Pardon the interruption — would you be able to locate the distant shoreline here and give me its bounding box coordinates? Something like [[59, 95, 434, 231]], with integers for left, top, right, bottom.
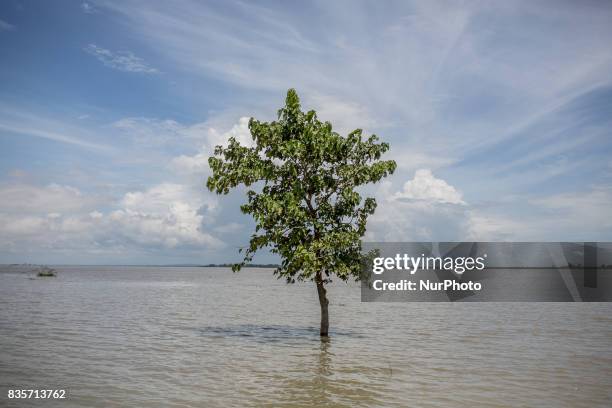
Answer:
[[1, 263, 280, 268], [2, 264, 611, 270]]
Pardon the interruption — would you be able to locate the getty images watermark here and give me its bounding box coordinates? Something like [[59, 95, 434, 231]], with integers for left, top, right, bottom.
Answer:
[[361, 242, 612, 302]]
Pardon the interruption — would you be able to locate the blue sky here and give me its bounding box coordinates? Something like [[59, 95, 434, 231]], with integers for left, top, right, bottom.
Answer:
[[1, 0, 611, 264]]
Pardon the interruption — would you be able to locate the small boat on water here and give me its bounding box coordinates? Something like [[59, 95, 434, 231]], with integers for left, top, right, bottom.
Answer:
[[36, 266, 57, 277]]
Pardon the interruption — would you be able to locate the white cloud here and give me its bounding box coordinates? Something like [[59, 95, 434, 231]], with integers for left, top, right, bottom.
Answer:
[[0, 107, 112, 152], [393, 169, 465, 205], [99, 1, 612, 168], [529, 187, 612, 234], [363, 172, 543, 242], [3, 1, 612, 261], [205, 116, 253, 148], [0, 183, 104, 253], [171, 151, 210, 175], [0, 181, 224, 256], [84, 44, 159, 74], [81, 2, 97, 14], [0, 19, 14, 31], [121, 182, 214, 214], [465, 212, 528, 241], [213, 222, 244, 234], [0, 183, 99, 214], [531, 187, 612, 213], [465, 186, 612, 241], [89, 211, 103, 219], [388, 151, 455, 173], [110, 183, 221, 249], [111, 115, 252, 152], [171, 117, 253, 175], [365, 172, 469, 241], [112, 117, 187, 146], [304, 93, 378, 135]]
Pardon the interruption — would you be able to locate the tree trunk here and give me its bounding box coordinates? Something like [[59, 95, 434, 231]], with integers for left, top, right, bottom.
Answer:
[[316, 278, 329, 337]]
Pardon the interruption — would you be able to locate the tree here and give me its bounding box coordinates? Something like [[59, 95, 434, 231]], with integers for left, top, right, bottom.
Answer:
[[207, 89, 396, 336]]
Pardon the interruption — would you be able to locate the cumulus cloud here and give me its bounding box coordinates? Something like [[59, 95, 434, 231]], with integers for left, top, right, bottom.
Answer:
[[367, 171, 612, 242], [0, 117, 258, 260], [0, 182, 224, 258], [363, 171, 541, 242], [393, 169, 466, 205], [0, 183, 100, 214], [171, 151, 211, 175], [205, 116, 253, 148], [365, 171, 469, 241], [0, 183, 104, 253], [84, 44, 159, 73], [109, 183, 221, 249], [20, 1, 605, 253], [171, 117, 253, 175]]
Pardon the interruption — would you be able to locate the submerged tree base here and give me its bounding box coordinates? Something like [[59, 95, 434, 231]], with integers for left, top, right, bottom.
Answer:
[[317, 279, 329, 337]]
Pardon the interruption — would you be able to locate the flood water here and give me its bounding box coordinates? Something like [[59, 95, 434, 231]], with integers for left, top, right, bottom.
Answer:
[[1, 266, 611, 407]]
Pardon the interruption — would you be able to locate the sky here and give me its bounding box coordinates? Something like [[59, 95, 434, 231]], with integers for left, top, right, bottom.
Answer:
[[0, 0, 611, 265]]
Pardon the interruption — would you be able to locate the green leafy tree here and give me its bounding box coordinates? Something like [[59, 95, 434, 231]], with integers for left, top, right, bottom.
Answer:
[[207, 89, 396, 336]]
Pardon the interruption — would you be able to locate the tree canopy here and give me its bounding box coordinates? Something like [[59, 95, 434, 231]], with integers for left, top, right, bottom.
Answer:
[[207, 89, 396, 285]]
